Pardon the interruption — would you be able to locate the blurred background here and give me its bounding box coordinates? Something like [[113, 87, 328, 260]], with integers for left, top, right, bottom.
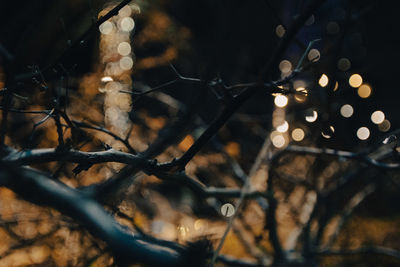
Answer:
[[1, 0, 400, 266]]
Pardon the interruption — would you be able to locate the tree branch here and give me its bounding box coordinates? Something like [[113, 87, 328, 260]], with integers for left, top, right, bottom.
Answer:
[[0, 165, 189, 266]]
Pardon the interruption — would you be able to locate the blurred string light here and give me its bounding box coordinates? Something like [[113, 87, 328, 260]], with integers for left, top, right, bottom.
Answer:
[[271, 131, 287, 148], [371, 110, 385, 124], [321, 125, 335, 139], [349, 74, 363, 88], [271, 101, 288, 148], [333, 81, 339, 91], [357, 127, 370, 140], [120, 56, 134, 70], [340, 104, 353, 118], [294, 87, 308, 103], [98, 3, 139, 142], [291, 128, 305, 141], [319, 74, 329, 87], [101, 76, 113, 82], [305, 110, 318, 122], [275, 24, 285, 38], [120, 17, 135, 31], [279, 60, 292, 74], [276, 121, 289, 133], [274, 95, 288, 108], [358, 84, 372, 98], [294, 80, 308, 102], [99, 21, 114, 34], [117, 42, 131, 56], [308, 49, 320, 62], [220, 203, 235, 217]]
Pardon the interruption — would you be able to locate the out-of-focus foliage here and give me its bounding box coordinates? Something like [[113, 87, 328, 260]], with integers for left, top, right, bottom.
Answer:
[[1, 0, 400, 266]]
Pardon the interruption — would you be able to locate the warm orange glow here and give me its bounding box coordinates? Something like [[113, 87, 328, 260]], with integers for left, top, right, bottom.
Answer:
[[349, 74, 363, 88], [358, 84, 372, 98], [225, 142, 240, 157], [178, 135, 194, 151]]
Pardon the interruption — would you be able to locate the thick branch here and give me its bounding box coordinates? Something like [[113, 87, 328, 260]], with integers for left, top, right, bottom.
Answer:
[[0, 165, 187, 266]]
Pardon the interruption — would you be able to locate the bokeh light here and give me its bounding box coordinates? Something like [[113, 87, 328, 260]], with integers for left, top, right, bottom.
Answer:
[[220, 203, 235, 217], [272, 134, 286, 148], [340, 104, 353, 118], [292, 128, 305, 141], [333, 81, 339, 91], [99, 21, 113, 35], [117, 42, 131, 56], [277, 121, 289, 133], [319, 74, 329, 87], [279, 60, 292, 73], [101, 76, 113, 82], [294, 87, 308, 103], [120, 56, 134, 70], [308, 49, 320, 62], [118, 5, 132, 17], [305, 110, 318, 122], [357, 127, 370, 140], [358, 84, 371, 98], [275, 25, 285, 38], [371, 110, 385, 124], [274, 95, 288, 108], [349, 74, 363, 88], [120, 17, 135, 31], [321, 126, 335, 139]]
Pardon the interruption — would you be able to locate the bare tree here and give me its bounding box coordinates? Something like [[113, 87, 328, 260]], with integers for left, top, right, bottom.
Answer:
[[1, 0, 399, 266]]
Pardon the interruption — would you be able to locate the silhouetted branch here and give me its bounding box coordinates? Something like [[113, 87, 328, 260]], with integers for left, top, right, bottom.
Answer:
[[72, 120, 136, 153], [0, 165, 188, 266]]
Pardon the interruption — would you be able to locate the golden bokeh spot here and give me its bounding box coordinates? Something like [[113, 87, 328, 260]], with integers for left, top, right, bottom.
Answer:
[[349, 74, 363, 88], [358, 84, 372, 98], [333, 81, 339, 91], [292, 128, 305, 141]]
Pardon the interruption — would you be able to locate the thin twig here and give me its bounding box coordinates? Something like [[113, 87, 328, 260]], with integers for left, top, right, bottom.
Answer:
[[72, 120, 136, 153]]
